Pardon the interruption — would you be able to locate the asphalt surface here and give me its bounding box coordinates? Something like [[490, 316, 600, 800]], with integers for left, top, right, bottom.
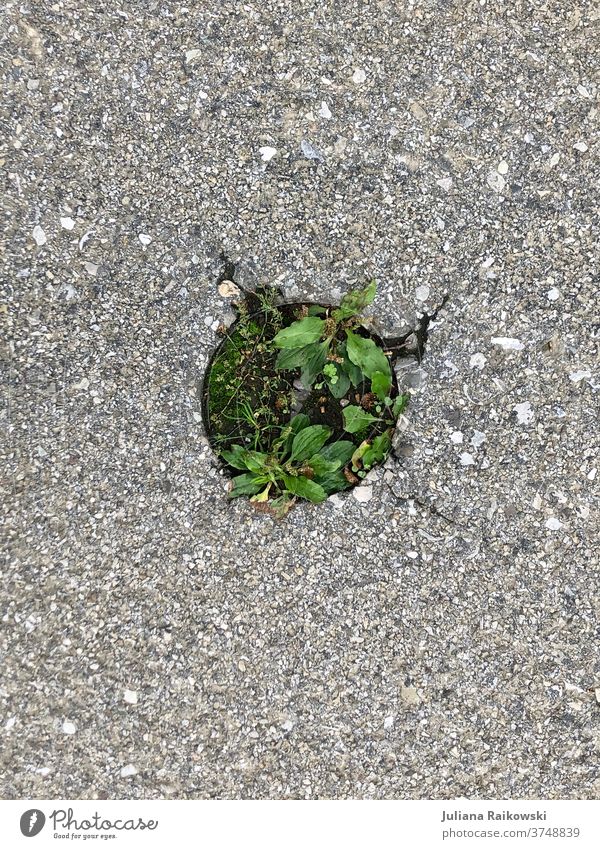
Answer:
[[1, 2, 599, 799]]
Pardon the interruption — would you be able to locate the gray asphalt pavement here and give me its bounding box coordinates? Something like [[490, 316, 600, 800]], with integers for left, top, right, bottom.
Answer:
[[1, 2, 598, 798]]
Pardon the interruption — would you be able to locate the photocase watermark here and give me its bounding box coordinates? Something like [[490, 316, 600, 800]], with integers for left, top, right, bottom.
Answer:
[[18, 808, 158, 839], [20, 810, 46, 837]]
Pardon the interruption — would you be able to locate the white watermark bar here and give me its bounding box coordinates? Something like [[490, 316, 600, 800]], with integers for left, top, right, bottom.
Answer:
[[0, 799, 597, 848]]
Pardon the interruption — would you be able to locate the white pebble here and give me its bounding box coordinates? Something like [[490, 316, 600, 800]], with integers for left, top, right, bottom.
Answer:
[[486, 171, 505, 192], [415, 284, 430, 301], [60, 216, 75, 230], [569, 370, 591, 383], [32, 225, 46, 246], [469, 352, 486, 370], [281, 720, 294, 732], [497, 160, 509, 174], [5, 716, 16, 731], [576, 84, 590, 98], [491, 337, 524, 351], [513, 401, 534, 425], [138, 233, 152, 246], [318, 101, 332, 119], [549, 152, 560, 168], [471, 430, 486, 448], [383, 715, 394, 730], [544, 517, 562, 531], [185, 49, 201, 64], [62, 720, 77, 735], [450, 431, 463, 444], [352, 485, 372, 503], [573, 141, 588, 153], [259, 146, 277, 162], [436, 177, 452, 191], [460, 452, 475, 466], [352, 68, 366, 84], [123, 689, 138, 705], [547, 287, 560, 301], [120, 764, 138, 778]]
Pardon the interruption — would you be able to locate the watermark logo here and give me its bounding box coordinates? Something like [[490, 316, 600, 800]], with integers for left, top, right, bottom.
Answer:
[[20, 810, 46, 837]]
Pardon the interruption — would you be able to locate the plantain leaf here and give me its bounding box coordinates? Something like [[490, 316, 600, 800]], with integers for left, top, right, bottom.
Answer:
[[220, 445, 251, 471], [306, 454, 341, 476], [281, 413, 311, 457], [319, 440, 355, 466], [317, 471, 352, 494], [290, 425, 332, 462], [371, 370, 392, 401], [339, 343, 363, 387], [342, 405, 379, 434], [282, 474, 328, 503], [229, 473, 269, 498], [275, 345, 316, 371], [300, 341, 328, 387], [273, 317, 325, 348], [345, 330, 391, 381], [290, 413, 310, 433]]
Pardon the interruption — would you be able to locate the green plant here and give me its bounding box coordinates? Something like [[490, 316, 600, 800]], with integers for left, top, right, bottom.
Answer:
[[220, 415, 355, 517], [342, 392, 409, 435], [272, 281, 393, 401]]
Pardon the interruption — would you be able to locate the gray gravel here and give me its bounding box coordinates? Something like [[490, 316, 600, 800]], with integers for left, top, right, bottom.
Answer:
[[1, 2, 599, 799]]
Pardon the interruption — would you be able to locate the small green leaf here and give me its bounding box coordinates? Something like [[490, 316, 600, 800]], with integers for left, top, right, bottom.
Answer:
[[337, 342, 363, 387], [241, 451, 269, 474], [361, 431, 391, 469], [281, 413, 311, 457], [221, 446, 267, 473], [300, 341, 329, 388], [392, 393, 410, 417], [282, 474, 328, 503], [317, 471, 351, 494], [319, 440, 355, 466], [290, 425, 332, 461], [351, 440, 371, 469], [307, 305, 327, 316], [220, 445, 251, 471], [332, 281, 377, 321], [326, 363, 351, 399], [290, 414, 310, 433], [346, 330, 391, 381], [229, 473, 269, 498], [342, 405, 380, 434], [250, 483, 272, 503], [275, 345, 316, 371], [307, 454, 341, 476], [371, 370, 392, 401], [273, 317, 325, 348]]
